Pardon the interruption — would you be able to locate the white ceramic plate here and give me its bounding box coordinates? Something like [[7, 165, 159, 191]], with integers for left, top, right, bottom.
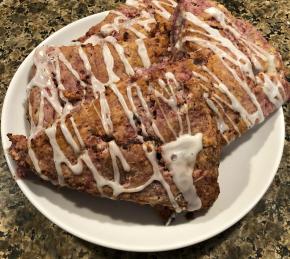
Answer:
[[1, 12, 285, 252]]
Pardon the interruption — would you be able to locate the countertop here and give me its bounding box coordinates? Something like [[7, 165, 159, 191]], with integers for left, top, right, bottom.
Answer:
[[0, 0, 289, 258]]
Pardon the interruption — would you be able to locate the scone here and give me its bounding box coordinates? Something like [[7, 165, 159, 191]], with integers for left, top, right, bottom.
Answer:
[[9, 61, 221, 214]]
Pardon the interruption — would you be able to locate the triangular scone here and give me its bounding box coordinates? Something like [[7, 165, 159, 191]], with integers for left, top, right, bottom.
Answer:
[[9, 61, 221, 213], [28, 35, 170, 130], [172, 0, 290, 144]]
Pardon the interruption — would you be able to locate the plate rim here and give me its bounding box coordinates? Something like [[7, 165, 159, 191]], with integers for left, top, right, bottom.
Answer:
[[1, 11, 286, 252]]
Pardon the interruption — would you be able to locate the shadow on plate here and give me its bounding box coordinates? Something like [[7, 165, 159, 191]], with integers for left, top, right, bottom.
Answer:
[[25, 176, 163, 226]]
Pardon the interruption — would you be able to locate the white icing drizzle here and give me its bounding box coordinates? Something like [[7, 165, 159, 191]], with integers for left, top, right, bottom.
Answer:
[[28, 137, 47, 180], [81, 36, 156, 83], [27, 47, 63, 132], [148, 72, 192, 140], [136, 39, 151, 68], [81, 39, 136, 86], [56, 49, 87, 109], [164, 0, 177, 7], [109, 140, 130, 183], [192, 71, 209, 82], [127, 83, 149, 136], [98, 89, 114, 135], [28, 97, 36, 132], [258, 74, 283, 107], [203, 93, 229, 134], [162, 134, 203, 211], [41, 114, 188, 211], [45, 124, 82, 185], [127, 83, 165, 141], [153, 73, 192, 137], [84, 35, 102, 45], [58, 50, 87, 89], [110, 83, 137, 131], [204, 7, 286, 106], [43, 87, 63, 115], [152, 0, 177, 20], [212, 95, 241, 136], [105, 36, 135, 76], [154, 96, 178, 138], [79, 36, 135, 80], [202, 65, 253, 128], [77, 46, 114, 135], [60, 117, 80, 154], [137, 10, 157, 31], [201, 7, 285, 107], [184, 44, 264, 124], [142, 143, 181, 212], [25, 3, 286, 214], [243, 40, 277, 74], [80, 149, 131, 197], [126, 0, 143, 8], [192, 71, 241, 138], [103, 43, 121, 84], [183, 12, 255, 79], [205, 7, 279, 75], [126, 25, 147, 39], [101, 11, 126, 35], [37, 92, 45, 129], [100, 9, 155, 40], [165, 213, 176, 226], [164, 72, 184, 135], [150, 79, 179, 138], [70, 117, 85, 148]]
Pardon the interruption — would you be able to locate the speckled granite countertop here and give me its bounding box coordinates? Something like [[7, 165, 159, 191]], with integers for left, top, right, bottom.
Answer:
[[0, 0, 289, 258]]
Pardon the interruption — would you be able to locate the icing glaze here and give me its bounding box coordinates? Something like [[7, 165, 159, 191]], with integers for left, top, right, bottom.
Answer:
[[109, 140, 131, 183], [162, 134, 203, 211], [152, 0, 177, 20], [204, 93, 229, 135], [136, 39, 151, 68]]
